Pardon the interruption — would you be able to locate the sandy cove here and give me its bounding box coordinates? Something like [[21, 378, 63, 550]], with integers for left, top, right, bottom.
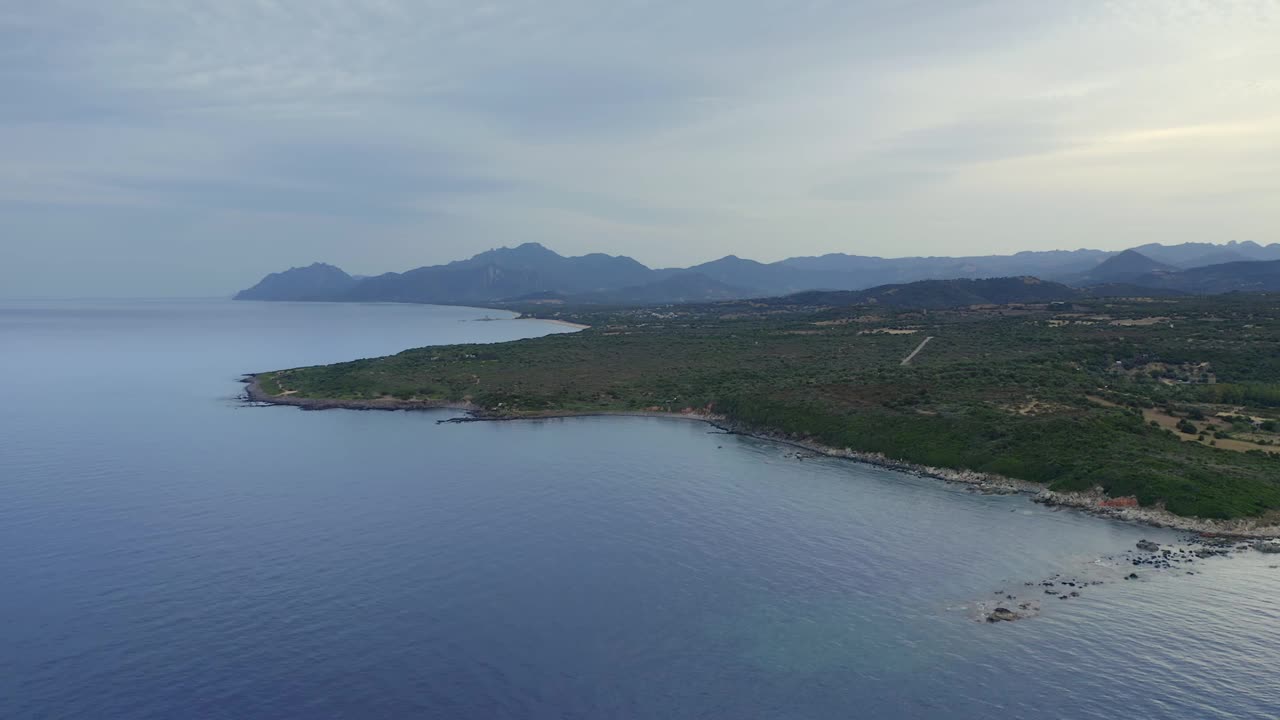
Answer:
[[242, 376, 1280, 539]]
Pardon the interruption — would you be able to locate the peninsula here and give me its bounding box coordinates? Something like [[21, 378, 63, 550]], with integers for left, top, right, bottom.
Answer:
[[248, 288, 1280, 527]]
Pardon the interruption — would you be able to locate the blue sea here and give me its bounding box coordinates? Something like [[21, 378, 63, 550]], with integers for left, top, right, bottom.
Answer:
[[3, 299, 1278, 719]]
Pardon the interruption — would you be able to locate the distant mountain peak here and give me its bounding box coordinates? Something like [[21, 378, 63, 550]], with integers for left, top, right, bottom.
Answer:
[[234, 262, 355, 301], [701, 254, 764, 267], [509, 242, 558, 255], [1089, 249, 1176, 279], [476, 242, 562, 259]]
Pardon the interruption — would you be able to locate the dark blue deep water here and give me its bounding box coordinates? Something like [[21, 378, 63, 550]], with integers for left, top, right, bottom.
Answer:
[[3, 299, 1279, 719]]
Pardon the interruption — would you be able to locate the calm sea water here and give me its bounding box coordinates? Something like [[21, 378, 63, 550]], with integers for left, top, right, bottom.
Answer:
[[3, 299, 1278, 719]]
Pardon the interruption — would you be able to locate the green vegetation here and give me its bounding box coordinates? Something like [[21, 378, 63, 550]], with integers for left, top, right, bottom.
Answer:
[[1201, 383, 1280, 408], [256, 372, 283, 396], [256, 293, 1280, 520]]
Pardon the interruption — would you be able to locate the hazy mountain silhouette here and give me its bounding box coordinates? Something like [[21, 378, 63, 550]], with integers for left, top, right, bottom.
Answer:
[[1122, 260, 1280, 294], [234, 263, 356, 301], [1130, 240, 1280, 267], [1180, 250, 1254, 269], [236, 242, 1280, 306], [781, 249, 1109, 287], [564, 273, 755, 305], [769, 277, 1080, 309]]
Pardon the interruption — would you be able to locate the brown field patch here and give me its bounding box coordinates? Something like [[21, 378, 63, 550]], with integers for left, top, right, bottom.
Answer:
[[1087, 396, 1278, 455], [1109, 317, 1171, 327], [858, 328, 920, 335]]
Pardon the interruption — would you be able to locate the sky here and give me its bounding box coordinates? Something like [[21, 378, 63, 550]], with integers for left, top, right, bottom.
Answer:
[[2, 1, 1279, 297]]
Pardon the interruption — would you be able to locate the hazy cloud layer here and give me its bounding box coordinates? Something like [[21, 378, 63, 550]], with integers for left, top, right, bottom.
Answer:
[[2, 1, 1278, 295]]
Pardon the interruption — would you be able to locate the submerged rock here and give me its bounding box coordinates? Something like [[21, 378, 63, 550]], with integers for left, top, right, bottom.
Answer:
[[1136, 540, 1160, 552], [1256, 541, 1280, 554], [987, 607, 1019, 623]]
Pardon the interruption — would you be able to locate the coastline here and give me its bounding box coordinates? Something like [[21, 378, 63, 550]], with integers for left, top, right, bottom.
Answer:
[[242, 375, 480, 412], [721, 421, 1280, 539], [517, 317, 591, 329], [241, 376, 1280, 539]]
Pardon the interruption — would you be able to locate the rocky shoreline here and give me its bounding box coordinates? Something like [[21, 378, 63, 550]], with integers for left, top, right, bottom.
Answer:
[[241, 376, 1280, 539], [722, 421, 1280, 539]]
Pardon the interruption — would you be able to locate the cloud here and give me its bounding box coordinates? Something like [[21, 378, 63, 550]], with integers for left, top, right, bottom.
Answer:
[[815, 118, 1075, 200], [2, 0, 1279, 296], [438, 60, 722, 138]]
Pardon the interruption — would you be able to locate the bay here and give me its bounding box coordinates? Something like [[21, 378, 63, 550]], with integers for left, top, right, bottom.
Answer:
[[2, 299, 1277, 719]]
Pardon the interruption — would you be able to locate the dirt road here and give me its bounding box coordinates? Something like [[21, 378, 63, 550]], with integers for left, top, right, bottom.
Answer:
[[901, 336, 934, 366]]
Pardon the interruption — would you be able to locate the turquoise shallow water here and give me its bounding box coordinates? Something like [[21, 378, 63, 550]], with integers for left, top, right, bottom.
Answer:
[[2, 299, 1278, 719]]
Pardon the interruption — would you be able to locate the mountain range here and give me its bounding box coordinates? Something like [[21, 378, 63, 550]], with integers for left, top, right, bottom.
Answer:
[[235, 241, 1280, 307], [764, 277, 1082, 309]]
